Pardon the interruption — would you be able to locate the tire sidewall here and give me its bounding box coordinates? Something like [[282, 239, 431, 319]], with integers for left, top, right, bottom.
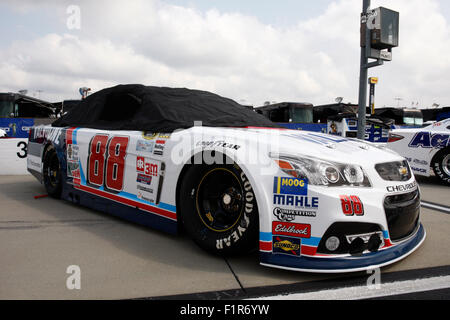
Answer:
[[43, 145, 63, 198], [432, 149, 450, 185], [180, 163, 259, 255]]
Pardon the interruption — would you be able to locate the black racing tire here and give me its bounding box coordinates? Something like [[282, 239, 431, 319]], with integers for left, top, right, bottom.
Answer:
[[432, 148, 450, 185], [179, 161, 259, 256], [43, 145, 63, 198]]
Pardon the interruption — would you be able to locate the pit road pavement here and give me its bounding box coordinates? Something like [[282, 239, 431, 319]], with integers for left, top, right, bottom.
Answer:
[[0, 175, 449, 299]]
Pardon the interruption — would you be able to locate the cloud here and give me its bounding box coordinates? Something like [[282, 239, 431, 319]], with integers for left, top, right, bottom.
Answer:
[[0, 0, 449, 108]]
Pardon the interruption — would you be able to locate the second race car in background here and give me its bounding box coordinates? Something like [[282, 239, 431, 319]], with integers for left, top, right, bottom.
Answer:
[[387, 118, 450, 185]]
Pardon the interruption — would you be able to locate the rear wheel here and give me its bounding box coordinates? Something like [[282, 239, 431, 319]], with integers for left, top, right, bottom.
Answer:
[[179, 162, 259, 255], [43, 145, 63, 198], [432, 149, 450, 185]]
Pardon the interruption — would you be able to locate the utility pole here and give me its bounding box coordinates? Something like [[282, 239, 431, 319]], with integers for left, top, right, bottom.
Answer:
[[357, 0, 371, 140], [357, 1, 399, 139]]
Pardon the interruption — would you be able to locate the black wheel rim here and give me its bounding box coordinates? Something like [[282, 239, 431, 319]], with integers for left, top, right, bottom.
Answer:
[[443, 154, 450, 177], [195, 168, 244, 232], [45, 152, 60, 188]]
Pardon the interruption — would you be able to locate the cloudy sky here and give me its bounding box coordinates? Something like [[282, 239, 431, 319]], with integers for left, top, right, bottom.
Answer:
[[1, 0, 449, 109]]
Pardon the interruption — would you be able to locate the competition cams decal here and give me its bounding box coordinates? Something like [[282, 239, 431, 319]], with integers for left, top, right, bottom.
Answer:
[[273, 207, 316, 221]]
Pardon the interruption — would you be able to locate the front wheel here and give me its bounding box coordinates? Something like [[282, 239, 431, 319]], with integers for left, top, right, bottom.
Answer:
[[432, 149, 450, 185], [179, 162, 259, 256]]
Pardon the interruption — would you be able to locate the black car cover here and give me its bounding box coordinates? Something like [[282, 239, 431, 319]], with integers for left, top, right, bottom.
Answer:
[[52, 84, 279, 132]]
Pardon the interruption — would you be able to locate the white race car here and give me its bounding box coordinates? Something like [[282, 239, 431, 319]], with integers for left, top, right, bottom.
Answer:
[[0, 129, 7, 138], [387, 118, 450, 185], [26, 85, 425, 273]]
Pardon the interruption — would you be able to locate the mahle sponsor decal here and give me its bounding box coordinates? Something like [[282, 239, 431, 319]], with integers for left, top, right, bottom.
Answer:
[[273, 177, 308, 196], [272, 221, 311, 238], [273, 194, 319, 209]]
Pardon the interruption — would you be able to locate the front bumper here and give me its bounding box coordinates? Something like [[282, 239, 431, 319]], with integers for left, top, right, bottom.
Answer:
[[259, 223, 425, 273]]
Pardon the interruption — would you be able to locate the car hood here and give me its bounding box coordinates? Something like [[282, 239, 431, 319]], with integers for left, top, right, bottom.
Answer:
[[225, 127, 403, 166]]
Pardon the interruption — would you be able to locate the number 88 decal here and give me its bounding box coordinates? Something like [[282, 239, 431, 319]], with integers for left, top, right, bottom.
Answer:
[[339, 195, 364, 216], [87, 134, 129, 192]]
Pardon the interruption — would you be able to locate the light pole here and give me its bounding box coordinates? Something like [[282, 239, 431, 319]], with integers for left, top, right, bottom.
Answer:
[[357, 2, 399, 139], [357, 0, 371, 140]]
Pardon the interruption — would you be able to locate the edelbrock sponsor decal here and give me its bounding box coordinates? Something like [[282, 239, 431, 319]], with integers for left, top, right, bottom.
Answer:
[[272, 221, 311, 238]]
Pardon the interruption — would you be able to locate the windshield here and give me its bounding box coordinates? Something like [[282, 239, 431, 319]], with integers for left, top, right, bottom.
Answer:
[[403, 111, 423, 126], [290, 106, 313, 123], [0, 99, 13, 118]]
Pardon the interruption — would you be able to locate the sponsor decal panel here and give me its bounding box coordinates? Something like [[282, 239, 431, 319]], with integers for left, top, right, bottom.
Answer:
[[273, 194, 319, 209], [67, 161, 80, 179], [408, 132, 449, 149], [273, 177, 308, 196], [67, 144, 79, 161], [339, 195, 364, 216], [142, 132, 171, 140], [27, 154, 42, 172], [272, 221, 311, 238], [153, 141, 165, 156], [135, 156, 161, 203], [136, 139, 154, 153], [197, 140, 241, 150], [386, 181, 417, 193], [273, 207, 316, 221], [136, 156, 158, 176], [411, 167, 427, 174], [272, 235, 301, 257], [272, 177, 318, 214], [67, 143, 80, 179], [136, 173, 152, 185]]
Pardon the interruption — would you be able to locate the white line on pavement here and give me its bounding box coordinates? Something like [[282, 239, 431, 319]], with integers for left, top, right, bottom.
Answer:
[[251, 275, 450, 300]]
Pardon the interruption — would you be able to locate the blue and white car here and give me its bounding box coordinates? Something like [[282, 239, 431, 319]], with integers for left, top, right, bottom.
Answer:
[[387, 118, 450, 185]]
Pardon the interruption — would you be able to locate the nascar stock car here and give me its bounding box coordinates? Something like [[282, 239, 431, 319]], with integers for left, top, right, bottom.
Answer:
[[26, 85, 425, 273], [387, 118, 450, 185]]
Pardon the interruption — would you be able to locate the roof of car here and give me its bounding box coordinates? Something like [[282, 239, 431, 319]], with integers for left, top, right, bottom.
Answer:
[[52, 84, 278, 132]]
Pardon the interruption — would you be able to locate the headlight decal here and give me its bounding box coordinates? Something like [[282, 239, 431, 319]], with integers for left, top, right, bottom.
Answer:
[[272, 154, 371, 188]]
